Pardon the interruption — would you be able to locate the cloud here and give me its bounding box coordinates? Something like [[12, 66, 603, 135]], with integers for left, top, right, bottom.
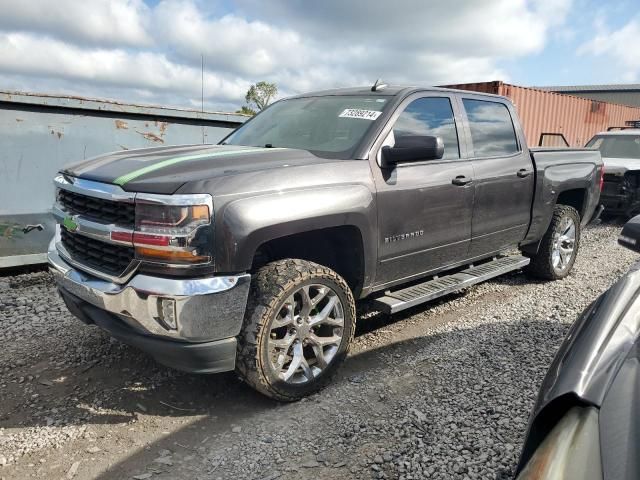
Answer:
[[235, 0, 571, 57], [153, 1, 306, 77], [0, 0, 152, 47], [579, 15, 640, 82], [150, 0, 565, 90], [151, 0, 570, 90], [0, 0, 573, 111], [0, 32, 248, 104]]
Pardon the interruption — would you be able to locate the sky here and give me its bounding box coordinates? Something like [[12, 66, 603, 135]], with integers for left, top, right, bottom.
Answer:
[[0, 0, 638, 113]]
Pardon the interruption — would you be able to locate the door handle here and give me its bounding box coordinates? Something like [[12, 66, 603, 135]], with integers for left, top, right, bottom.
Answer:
[[517, 168, 532, 178], [452, 175, 472, 186]]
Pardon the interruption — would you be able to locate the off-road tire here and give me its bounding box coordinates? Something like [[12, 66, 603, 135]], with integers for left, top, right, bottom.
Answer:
[[236, 259, 356, 401], [526, 205, 581, 280]]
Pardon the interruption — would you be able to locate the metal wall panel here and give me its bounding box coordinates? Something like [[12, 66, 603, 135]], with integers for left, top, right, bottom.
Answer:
[[0, 91, 247, 266], [549, 91, 640, 108], [442, 81, 640, 147]]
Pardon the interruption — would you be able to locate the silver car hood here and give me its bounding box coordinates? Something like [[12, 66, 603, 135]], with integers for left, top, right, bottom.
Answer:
[[603, 156, 640, 172]]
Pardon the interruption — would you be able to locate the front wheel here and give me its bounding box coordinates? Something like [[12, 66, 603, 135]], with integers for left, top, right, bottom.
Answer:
[[236, 259, 356, 401], [526, 205, 581, 280]]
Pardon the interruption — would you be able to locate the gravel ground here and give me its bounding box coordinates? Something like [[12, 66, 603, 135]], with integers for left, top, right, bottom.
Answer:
[[0, 223, 634, 480]]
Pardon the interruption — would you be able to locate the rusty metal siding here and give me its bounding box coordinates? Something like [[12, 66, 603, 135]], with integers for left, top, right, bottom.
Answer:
[[444, 81, 502, 95], [0, 91, 247, 267], [442, 82, 640, 147]]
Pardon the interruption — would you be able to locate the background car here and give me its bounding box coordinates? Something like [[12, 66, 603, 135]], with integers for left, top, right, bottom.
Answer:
[[587, 129, 640, 217], [516, 215, 640, 479]]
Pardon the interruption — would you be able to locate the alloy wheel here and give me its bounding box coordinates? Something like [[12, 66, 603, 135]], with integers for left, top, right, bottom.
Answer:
[[267, 284, 345, 384], [551, 216, 576, 271]]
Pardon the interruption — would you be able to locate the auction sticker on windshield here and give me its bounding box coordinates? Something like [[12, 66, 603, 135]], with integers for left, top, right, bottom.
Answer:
[[339, 109, 382, 120]]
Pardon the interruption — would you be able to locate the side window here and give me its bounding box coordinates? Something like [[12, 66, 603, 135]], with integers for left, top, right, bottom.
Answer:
[[463, 99, 519, 157], [392, 97, 460, 159]]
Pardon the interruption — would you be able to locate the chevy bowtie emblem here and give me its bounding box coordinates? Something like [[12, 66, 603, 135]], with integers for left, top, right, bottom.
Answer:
[[63, 215, 79, 233]]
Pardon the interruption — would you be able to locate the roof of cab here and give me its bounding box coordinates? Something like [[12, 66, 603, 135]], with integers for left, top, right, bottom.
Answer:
[[287, 85, 508, 101], [594, 129, 640, 136]]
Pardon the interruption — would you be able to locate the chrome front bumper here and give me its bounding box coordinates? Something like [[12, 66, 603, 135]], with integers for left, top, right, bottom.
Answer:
[[48, 239, 251, 343]]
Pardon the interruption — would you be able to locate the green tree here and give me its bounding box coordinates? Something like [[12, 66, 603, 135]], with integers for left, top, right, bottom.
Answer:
[[245, 81, 278, 111], [236, 105, 257, 116]]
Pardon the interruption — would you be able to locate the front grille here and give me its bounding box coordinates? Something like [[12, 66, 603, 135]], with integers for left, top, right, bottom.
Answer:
[[61, 228, 135, 276], [58, 189, 135, 228]]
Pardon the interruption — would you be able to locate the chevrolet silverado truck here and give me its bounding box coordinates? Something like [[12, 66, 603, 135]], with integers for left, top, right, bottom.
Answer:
[[586, 129, 640, 217], [48, 84, 603, 401]]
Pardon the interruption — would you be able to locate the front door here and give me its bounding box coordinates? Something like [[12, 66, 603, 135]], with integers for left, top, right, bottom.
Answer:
[[460, 97, 535, 256], [371, 94, 474, 288]]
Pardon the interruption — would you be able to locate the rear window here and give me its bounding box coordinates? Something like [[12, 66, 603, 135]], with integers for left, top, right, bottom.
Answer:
[[463, 99, 519, 157], [586, 135, 640, 159]]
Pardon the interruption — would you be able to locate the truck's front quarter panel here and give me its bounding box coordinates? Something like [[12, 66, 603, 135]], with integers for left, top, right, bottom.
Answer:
[[178, 160, 379, 296], [218, 185, 376, 272]]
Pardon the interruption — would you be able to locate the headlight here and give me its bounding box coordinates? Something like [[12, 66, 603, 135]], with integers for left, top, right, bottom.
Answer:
[[517, 406, 602, 480], [111, 195, 214, 266], [135, 204, 210, 235]]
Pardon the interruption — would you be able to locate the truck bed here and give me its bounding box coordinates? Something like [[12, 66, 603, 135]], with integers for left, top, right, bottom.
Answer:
[[521, 147, 602, 247]]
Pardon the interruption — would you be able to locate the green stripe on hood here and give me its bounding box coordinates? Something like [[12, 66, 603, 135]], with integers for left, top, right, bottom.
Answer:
[[113, 147, 288, 186]]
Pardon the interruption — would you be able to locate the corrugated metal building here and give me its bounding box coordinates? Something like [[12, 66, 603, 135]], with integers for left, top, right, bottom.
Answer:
[[538, 84, 640, 108], [0, 91, 247, 267], [442, 81, 640, 147]]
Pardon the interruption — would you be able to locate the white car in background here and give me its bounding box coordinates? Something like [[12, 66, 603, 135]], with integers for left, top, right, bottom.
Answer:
[[587, 129, 640, 217]]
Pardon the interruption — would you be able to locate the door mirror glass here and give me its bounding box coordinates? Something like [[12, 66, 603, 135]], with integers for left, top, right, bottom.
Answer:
[[381, 135, 444, 166], [619, 215, 640, 253]]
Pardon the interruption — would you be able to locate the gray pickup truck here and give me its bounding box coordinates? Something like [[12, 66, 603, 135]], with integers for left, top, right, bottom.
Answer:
[[48, 84, 603, 400]]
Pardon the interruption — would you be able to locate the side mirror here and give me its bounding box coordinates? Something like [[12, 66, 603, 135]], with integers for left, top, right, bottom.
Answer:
[[618, 215, 640, 252], [381, 135, 444, 167]]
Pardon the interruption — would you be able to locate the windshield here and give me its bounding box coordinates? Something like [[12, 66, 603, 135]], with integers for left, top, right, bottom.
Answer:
[[222, 95, 389, 158], [586, 134, 640, 159]]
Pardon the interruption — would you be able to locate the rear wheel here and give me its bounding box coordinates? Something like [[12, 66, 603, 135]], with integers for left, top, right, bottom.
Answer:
[[526, 205, 580, 280], [236, 259, 356, 401]]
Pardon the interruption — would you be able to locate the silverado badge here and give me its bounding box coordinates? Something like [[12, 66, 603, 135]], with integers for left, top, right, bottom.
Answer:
[[62, 215, 79, 233], [384, 230, 424, 243]]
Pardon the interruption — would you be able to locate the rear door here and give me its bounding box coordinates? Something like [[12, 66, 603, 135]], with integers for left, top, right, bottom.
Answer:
[[371, 93, 474, 288], [459, 96, 535, 256]]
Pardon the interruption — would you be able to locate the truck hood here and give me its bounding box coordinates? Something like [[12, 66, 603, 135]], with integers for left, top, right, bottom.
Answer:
[[603, 156, 640, 173], [62, 144, 334, 194]]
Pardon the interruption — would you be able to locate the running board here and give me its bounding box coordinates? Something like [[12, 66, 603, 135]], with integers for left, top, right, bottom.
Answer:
[[372, 255, 530, 314]]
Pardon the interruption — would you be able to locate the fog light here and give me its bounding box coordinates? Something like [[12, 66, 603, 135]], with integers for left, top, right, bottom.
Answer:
[[159, 298, 177, 330]]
